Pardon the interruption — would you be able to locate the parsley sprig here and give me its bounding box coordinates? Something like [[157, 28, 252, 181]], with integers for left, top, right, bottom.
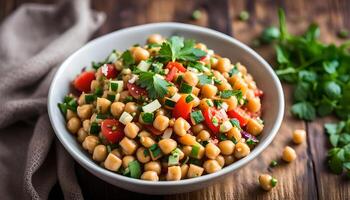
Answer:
[[268, 9, 350, 176], [158, 36, 206, 62], [136, 71, 171, 99]]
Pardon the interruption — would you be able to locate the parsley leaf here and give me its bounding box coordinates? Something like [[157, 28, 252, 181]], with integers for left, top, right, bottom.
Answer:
[[136, 71, 170, 99], [158, 36, 206, 62], [120, 50, 135, 68], [291, 101, 316, 121], [198, 74, 213, 85]]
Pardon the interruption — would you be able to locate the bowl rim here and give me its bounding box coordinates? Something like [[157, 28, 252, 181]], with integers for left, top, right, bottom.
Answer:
[[48, 22, 284, 187]]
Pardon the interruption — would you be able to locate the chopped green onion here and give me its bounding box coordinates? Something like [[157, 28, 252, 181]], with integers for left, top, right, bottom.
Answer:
[[149, 144, 162, 159], [94, 87, 103, 97], [213, 99, 223, 108], [128, 160, 141, 179], [164, 98, 176, 109], [229, 118, 241, 129], [85, 94, 96, 103], [190, 144, 200, 158], [58, 103, 67, 116], [218, 133, 228, 141], [179, 83, 193, 94], [96, 113, 108, 119], [190, 110, 205, 124], [110, 82, 118, 91], [141, 112, 154, 124], [90, 122, 100, 135], [185, 94, 195, 103], [270, 178, 278, 187], [107, 94, 115, 102], [270, 160, 278, 168], [206, 99, 213, 107], [212, 117, 219, 127], [168, 153, 180, 166]]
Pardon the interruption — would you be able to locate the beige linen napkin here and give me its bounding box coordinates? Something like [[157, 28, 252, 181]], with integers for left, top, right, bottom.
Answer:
[[0, 0, 105, 199]]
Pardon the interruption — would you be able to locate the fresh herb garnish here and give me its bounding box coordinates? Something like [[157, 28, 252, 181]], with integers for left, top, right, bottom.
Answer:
[[270, 160, 278, 168], [136, 71, 171, 99], [198, 74, 213, 85], [158, 36, 206, 62], [120, 50, 135, 68], [220, 89, 243, 100]]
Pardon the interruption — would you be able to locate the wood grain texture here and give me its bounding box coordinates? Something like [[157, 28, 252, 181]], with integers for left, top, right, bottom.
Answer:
[[1, 0, 350, 199]]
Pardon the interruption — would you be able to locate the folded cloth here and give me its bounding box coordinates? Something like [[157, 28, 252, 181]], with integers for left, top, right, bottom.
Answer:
[[0, 0, 105, 199]]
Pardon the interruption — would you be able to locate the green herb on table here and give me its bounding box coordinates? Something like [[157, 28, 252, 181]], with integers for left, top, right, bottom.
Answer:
[[269, 9, 350, 176], [239, 10, 250, 21], [191, 9, 202, 20], [270, 160, 278, 168]]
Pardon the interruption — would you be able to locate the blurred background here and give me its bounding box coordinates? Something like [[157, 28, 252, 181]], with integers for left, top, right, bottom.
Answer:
[[1, 0, 350, 200]]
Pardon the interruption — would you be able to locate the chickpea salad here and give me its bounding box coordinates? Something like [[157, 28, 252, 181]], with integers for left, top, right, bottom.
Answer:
[[58, 34, 264, 181]]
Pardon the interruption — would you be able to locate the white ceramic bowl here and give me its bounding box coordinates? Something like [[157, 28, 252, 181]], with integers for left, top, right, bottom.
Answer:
[[48, 22, 284, 194]]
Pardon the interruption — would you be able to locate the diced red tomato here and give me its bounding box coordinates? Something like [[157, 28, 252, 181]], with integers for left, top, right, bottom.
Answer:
[[172, 95, 193, 120], [254, 89, 264, 97], [227, 108, 250, 127], [202, 107, 228, 134], [166, 61, 186, 72], [127, 83, 147, 99], [145, 125, 163, 135], [165, 66, 177, 82], [73, 71, 95, 93], [103, 64, 118, 79], [101, 119, 124, 143]]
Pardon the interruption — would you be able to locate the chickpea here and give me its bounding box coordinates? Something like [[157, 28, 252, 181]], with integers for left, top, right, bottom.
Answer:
[[147, 34, 163, 44], [155, 108, 167, 117], [140, 136, 156, 148], [201, 84, 218, 98], [93, 145, 107, 162], [227, 127, 242, 142], [224, 96, 238, 111], [110, 102, 125, 118], [178, 134, 196, 146], [90, 80, 100, 92], [104, 153, 122, 171], [223, 155, 235, 166], [203, 160, 222, 174], [282, 146, 297, 162], [199, 98, 213, 110], [67, 117, 81, 134], [173, 117, 190, 136], [141, 171, 159, 181], [111, 149, 122, 158], [169, 118, 176, 127], [230, 75, 248, 95], [234, 142, 250, 159], [158, 138, 177, 155], [136, 147, 151, 163], [82, 135, 99, 154], [181, 146, 192, 156], [192, 124, 205, 135], [183, 71, 199, 86], [197, 130, 211, 141], [77, 128, 88, 143], [205, 143, 221, 159], [259, 174, 277, 191], [124, 122, 140, 139], [124, 102, 138, 114], [187, 164, 204, 178], [166, 166, 182, 181], [192, 87, 200, 97], [132, 47, 150, 63], [77, 105, 93, 120], [82, 120, 90, 132], [218, 140, 235, 155], [122, 156, 135, 168], [119, 137, 138, 155], [119, 91, 130, 102], [217, 82, 232, 91], [180, 164, 189, 179], [246, 118, 264, 136], [246, 97, 261, 113], [144, 161, 161, 175], [237, 63, 247, 75], [293, 129, 306, 144], [216, 155, 225, 167], [78, 93, 86, 105], [66, 109, 77, 121], [138, 130, 152, 137], [153, 115, 170, 131], [195, 43, 207, 51], [217, 58, 232, 73], [167, 86, 178, 97], [96, 98, 111, 114]]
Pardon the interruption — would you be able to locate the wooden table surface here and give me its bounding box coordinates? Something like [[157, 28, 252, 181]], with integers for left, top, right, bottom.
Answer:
[[2, 0, 350, 199]]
